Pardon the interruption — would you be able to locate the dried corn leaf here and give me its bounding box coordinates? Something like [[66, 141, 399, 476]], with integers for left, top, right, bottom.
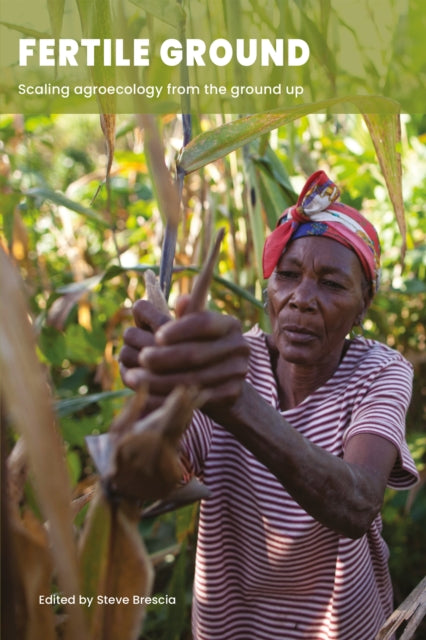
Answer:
[[101, 502, 153, 640], [79, 487, 153, 640], [100, 113, 117, 183], [8, 510, 56, 640], [0, 247, 87, 640]]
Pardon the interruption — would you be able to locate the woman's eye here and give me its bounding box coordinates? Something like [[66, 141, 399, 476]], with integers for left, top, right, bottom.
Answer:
[[322, 279, 344, 290], [276, 270, 300, 279]]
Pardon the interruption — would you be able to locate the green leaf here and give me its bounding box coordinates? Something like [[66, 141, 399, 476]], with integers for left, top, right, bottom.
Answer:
[[56, 389, 132, 418], [25, 187, 110, 228], [162, 540, 188, 640], [256, 162, 293, 229], [178, 96, 400, 174], [0, 21, 50, 38], [100, 264, 264, 309], [362, 113, 406, 255], [76, 0, 116, 115], [251, 142, 298, 229], [129, 0, 185, 27], [47, 0, 65, 40], [56, 275, 104, 295], [64, 324, 106, 365], [296, 4, 337, 79], [242, 146, 266, 283]]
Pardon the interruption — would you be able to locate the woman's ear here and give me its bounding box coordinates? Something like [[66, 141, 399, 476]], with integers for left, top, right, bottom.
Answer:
[[354, 286, 372, 328]]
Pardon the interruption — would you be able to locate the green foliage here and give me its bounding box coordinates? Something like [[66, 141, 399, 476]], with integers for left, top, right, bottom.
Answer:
[[1, 111, 425, 638]]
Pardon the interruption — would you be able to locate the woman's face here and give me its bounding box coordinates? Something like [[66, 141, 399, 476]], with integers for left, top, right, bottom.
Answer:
[[267, 236, 371, 367]]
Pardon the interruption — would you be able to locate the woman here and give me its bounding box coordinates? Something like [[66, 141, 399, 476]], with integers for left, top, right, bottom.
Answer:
[[120, 171, 418, 640]]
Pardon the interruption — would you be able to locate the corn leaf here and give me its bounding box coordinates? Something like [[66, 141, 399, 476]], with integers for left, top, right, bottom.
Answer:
[[100, 113, 117, 183], [362, 113, 406, 255], [78, 487, 113, 634], [25, 187, 110, 228], [102, 503, 153, 640], [178, 96, 404, 246], [0, 248, 87, 640], [80, 489, 153, 640], [0, 21, 50, 38], [47, 0, 65, 40], [100, 264, 264, 308], [129, 0, 185, 27], [162, 540, 188, 640], [251, 141, 298, 228], [76, 0, 116, 116], [242, 145, 266, 283], [10, 513, 56, 640], [56, 389, 132, 418], [178, 96, 400, 174]]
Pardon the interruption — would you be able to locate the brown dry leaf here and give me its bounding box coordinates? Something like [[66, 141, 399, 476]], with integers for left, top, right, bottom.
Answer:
[[78, 486, 153, 640], [100, 113, 116, 183], [46, 290, 86, 331], [78, 486, 113, 636], [7, 437, 28, 507], [109, 386, 202, 501], [101, 501, 153, 640], [8, 509, 56, 640], [0, 247, 87, 640], [144, 269, 172, 318], [137, 114, 180, 228]]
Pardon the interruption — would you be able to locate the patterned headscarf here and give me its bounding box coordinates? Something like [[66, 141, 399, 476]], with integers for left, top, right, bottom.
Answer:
[[262, 170, 381, 294]]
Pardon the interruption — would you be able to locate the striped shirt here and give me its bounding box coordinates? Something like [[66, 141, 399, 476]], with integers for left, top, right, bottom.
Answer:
[[181, 327, 418, 640]]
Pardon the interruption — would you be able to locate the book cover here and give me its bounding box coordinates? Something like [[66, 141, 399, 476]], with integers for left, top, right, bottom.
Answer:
[[1, 1, 425, 639]]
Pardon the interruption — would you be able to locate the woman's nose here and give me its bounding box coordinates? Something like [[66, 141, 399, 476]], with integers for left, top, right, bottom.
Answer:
[[289, 278, 317, 311]]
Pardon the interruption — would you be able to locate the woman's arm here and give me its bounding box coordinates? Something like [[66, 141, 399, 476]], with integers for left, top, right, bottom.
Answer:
[[210, 381, 397, 539], [120, 302, 397, 538]]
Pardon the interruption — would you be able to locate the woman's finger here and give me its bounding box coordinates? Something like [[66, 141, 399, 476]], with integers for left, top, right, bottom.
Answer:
[[133, 299, 171, 331], [123, 326, 156, 350], [133, 356, 248, 395], [155, 311, 242, 345], [140, 333, 249, 373], [119, 363, 147, 390], [119, 344, 141, 369]]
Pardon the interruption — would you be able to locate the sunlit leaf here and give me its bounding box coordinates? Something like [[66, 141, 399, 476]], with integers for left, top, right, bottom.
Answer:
[[362, 113, 406, 255], [178, 97, 400, 175]]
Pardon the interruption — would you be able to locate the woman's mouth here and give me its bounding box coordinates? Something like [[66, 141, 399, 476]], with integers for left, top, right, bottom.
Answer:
[[282, 325, 318, 342]]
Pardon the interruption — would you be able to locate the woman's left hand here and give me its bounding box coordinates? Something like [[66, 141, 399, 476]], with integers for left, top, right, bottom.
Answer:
[[136, 300, 250, 412]]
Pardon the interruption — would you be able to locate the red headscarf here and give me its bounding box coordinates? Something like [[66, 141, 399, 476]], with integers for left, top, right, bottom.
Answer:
[[262, 171, 381, 293]]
